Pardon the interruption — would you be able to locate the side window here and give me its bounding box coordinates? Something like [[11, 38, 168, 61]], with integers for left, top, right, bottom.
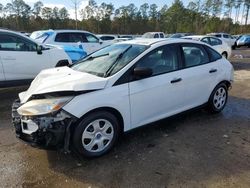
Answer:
[[55, 33, 86, 43], [154, 34, 159, 38], [0, 34, 17, 51], [210, 37, 222, 46], [71, 33, 86, 42], [223, 34, 229, 39], [100, 36, 115, 41], [204, 46, 222, 62], [85, 33, 99, 43], [15, 37, 37, 51], [201, 37, 210, 45], [215, 34, 221, 38], [136, 45, 179, 76], [160, 33, 164, 38], [181, 45, 209, 68], [0, 34, 36, 51], [55, 33, 71, 42]]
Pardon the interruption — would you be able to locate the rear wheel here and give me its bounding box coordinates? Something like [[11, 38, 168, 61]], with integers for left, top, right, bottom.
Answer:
[[73, 111, 120, 157], [207, 83, 228, 113]]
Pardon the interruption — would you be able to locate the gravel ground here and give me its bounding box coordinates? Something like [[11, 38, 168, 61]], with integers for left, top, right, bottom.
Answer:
[[0, 48, 250, 188]]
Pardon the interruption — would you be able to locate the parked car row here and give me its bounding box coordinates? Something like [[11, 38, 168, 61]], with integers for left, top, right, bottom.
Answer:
[[0, 28, 237, 86]]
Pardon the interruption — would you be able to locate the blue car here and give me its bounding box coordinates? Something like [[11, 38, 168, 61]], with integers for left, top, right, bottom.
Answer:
[[30, 30, 87, 63]]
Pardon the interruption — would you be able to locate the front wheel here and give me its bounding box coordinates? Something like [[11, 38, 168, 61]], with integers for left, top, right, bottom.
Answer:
[[207, 83, 228, 113], [73, 111, 120, 157]]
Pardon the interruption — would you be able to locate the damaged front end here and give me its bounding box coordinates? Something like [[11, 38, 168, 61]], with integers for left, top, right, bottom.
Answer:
[[12, 98, 78, 153]]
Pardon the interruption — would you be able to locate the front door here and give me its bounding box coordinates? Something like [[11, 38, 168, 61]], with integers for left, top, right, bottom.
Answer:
[[129, 44, 185, 128]]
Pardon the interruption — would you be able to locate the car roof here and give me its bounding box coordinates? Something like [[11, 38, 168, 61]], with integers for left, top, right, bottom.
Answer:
[[184, 35, 221, 39], [183, 35, 204, 39], [52, 29, 91, 33], [119, 38, 208, 47], [207, 33, 230, 35], [144, 32, 164, 34], [0, 28, 38, 43]]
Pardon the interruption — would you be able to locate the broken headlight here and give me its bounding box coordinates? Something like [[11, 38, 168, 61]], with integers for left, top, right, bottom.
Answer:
[[17, 97, 73, 116]]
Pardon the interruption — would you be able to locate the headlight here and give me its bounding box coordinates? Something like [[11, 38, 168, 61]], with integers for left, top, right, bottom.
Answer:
[[17, 97, 73, 116]]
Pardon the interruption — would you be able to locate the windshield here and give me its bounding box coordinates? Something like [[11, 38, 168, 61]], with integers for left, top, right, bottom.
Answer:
[[72, 44, 148, 77], [35, 33, 51, 43], [30, 31, 45, 39]]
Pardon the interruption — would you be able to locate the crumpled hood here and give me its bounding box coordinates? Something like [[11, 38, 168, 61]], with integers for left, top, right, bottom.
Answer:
[[19, 66, 108, 103]]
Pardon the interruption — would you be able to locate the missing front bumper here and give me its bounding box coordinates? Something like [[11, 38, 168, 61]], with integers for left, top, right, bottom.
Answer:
[[12, 99, 77, 152]]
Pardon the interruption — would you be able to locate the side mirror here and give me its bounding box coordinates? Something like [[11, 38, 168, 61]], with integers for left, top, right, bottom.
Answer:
[[99, 39, 103, 45], [133, 67, 153, 79], [37, 45, 43, 55]]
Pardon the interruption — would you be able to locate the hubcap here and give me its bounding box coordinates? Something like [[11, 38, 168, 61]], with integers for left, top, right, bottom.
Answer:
[[213, 87, 227, 110], [82, 119, 114, 152]]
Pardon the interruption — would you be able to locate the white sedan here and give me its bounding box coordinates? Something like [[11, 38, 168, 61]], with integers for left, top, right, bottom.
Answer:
[[183, 35, 232, 59], [13, 39, 234, 157], [0, 29, 71, 87]]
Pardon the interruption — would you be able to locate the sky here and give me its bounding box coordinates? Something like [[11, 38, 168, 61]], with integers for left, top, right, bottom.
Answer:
[[0, 0, 190, 19]]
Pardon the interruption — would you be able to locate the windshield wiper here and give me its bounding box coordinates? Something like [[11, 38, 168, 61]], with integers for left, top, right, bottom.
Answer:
[[104, 45, 132, 77], [85, 53, 110, 61]]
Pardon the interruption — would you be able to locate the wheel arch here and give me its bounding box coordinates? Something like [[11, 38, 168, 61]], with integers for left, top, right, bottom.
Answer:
[[217, 80, 231, 90], [75, 107, 125, 133], [208, 80, 231, 103]]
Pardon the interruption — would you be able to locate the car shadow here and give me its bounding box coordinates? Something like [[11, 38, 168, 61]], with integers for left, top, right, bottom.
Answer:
[[45, 96, 250, 187]]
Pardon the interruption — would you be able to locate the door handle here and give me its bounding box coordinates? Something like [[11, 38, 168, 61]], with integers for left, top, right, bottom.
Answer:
[[171, 78, 182, 84], [209, 69, 217, 73]]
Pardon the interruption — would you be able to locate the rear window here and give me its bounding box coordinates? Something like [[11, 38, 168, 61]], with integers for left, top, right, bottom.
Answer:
[[204, 46, 222, 62], [210, 37, 222, 46]]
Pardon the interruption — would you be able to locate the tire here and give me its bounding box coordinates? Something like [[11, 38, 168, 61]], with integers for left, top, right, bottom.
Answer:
[[222, 52, 228, 59], [73, 111, 120, 158], [207, 83, 228, 114]]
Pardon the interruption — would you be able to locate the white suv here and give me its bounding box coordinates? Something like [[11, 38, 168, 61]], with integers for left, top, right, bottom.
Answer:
[[0, 29, 71, 87], [31, 30, 108, 54], [13, 39, 234, 157]]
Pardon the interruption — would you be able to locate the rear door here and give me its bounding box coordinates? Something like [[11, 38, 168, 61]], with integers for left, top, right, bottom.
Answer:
[[177, 43, 220, 108]]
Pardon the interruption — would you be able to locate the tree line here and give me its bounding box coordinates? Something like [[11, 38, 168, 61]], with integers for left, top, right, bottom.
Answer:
[[0, 0, 250, 34]]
